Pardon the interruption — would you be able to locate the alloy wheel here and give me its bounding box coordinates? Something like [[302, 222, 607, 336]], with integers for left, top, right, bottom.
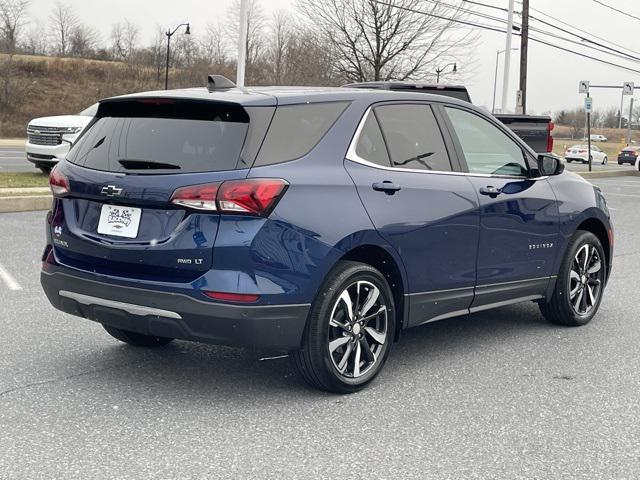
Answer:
[[569, 243, 603, 315], [327, 280, 388, 378]]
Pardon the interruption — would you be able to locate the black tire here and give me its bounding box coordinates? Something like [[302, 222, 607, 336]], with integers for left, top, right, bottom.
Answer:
[[539, 230, 606, 326], [102, 324, 174, 347], [618, 161, 623, 165], [602, 156, 607, 165], [39, 166, 52, 175], [567, 159, 572, 163], [293, 260, 396, 394]]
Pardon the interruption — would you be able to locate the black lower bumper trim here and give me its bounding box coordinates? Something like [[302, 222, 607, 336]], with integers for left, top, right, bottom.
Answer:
[[41, 270, 310, 349]]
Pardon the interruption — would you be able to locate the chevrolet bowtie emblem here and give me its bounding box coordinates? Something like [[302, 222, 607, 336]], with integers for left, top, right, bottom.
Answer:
[[101, 185, 123, 197]]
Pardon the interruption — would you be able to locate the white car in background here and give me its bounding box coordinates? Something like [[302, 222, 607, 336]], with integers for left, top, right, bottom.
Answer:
[[564, 144, 608, 165], [26, 103, 97, 173]]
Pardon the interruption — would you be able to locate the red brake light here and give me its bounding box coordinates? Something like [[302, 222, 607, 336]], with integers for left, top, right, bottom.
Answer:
[[217, 179, 288, 216], [49, 167, 69, 196], [203, 291, 260, 303], [171, 178, 288, 216], [170, 183, 220, 210], [546, 121, 554, 153]]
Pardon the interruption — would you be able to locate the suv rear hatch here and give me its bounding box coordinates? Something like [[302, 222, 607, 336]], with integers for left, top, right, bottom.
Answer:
[[49, 96, 275, 281]]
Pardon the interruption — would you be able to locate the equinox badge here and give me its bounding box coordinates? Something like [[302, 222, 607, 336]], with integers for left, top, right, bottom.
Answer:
[[101, 185, 123, 197]]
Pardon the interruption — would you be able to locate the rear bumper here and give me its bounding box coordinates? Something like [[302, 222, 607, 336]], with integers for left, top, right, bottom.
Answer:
[[41, 270, 310, 350], [617, 156, 637, 164]]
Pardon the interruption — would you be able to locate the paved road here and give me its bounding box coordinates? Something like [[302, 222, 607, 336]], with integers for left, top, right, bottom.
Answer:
[[1, 177, 639, 479], [0, 146, 35, 173]]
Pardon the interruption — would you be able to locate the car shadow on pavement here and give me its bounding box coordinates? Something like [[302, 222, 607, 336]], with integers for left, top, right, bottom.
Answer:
[[56, 302, 552, 400]]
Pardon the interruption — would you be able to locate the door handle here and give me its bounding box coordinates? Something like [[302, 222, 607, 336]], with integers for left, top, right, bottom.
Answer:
[[372, 181, 401, 195], [479, 186, 502, 197]]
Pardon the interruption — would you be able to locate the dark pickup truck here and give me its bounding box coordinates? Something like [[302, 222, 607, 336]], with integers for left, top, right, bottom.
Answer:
[[344, 82, 554, 153]]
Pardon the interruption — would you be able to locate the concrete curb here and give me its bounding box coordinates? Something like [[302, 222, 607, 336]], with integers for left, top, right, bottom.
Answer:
[[576, 170, 640, 179], [0, 138, 26, 147], [0, 195, 51, 213]]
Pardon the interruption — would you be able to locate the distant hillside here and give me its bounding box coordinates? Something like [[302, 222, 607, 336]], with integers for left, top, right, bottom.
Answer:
[[0, 54, 233, 138]]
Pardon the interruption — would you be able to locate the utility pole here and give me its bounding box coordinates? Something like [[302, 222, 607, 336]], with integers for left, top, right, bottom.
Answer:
[[236, 0, 248, 87], [501, 0, 515, 113], [518, 0, 529, 115]]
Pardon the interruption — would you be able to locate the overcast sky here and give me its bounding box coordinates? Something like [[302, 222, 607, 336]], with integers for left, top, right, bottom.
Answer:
[[24, 0, 640, 115]]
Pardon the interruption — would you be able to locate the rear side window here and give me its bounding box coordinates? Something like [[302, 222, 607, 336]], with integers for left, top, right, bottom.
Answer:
[[67, 100, 255, 174], [355, 111, 390, 167], [374, 104, 452, 172], [254, 102, 349, 166]]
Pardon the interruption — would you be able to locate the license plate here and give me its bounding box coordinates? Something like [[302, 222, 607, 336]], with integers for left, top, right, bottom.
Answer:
[[97, 205, 142, 238]]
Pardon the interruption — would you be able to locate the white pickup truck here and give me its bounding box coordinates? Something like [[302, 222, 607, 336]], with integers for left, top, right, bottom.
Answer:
[[26, 103, 97, 173]]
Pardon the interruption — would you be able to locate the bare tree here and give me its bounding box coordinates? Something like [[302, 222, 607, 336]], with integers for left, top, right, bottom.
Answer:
[[227, 0, 266, 67], [268, 10, 292, 84], [297, 0, 476, 82], [201, 21, 228, 66], [49, 1, 77, 56], [110, 20, 139, 62], [69, 24, 99, 58], [0, 0, 29, 53], [22, 19, 47, 55]]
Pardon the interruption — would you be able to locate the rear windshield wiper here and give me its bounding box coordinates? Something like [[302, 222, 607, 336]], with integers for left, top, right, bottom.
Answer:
[[118, 159, 181, 170]]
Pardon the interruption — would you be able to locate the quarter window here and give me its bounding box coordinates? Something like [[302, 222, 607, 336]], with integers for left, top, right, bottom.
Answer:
[[445, 107, 528, 176], [374, 104, 452, 172], [354, 111, 390, 167], [255, 101, 349, 166]]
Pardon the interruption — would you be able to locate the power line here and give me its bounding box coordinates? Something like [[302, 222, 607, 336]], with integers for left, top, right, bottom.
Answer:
[[369, 0, 640, 75], [463, 0, 640, 61], [526, 2, 640, 57], [434, 0, 640, 64], [593, 0, 640, 22]]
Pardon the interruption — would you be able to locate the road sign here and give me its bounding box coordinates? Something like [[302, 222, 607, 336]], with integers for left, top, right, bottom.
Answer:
[[623, 82, 634, 95], [584, 97, 593, 113], [579, 81, 590, 94]]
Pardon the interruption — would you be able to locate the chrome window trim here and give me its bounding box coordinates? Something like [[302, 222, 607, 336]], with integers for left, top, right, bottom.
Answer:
[[346, 106, 547, 181]]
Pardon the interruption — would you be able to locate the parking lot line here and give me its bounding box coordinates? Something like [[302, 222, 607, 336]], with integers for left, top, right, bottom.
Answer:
[[0, 263, 22, 290]]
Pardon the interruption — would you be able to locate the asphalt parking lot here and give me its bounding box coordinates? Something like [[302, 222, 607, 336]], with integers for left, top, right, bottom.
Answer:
[[0, 146, 33, 173], [1, 176, 639, 479]]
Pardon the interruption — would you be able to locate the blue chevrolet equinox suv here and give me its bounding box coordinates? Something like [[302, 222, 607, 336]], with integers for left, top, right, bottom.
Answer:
[[41, 80, 613, 393]]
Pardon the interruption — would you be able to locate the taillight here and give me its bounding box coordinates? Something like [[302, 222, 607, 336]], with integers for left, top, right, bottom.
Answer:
[[546, 121, 554, 153], [171, 178, 288, 216], [203, 291, 260, 303], [49, 166, 69, 196], [170, 182, 220, 210], [217, 179, 288, 216]]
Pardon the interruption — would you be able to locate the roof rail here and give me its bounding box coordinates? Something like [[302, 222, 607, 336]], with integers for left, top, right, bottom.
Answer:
[[207, 75, 236, 92]]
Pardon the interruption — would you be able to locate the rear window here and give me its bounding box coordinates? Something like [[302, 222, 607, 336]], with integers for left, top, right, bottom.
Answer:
[[67, 100, 259, 174], [254, 102, 349, 166]]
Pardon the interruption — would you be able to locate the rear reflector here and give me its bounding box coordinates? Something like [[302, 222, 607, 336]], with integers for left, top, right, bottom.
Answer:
[[203, 291, 260, 303], [171, 178, 288, 216], [49, 166, 69, 196]]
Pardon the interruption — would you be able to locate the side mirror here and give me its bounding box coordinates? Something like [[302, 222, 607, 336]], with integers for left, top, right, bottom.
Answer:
[[537, 153, 564, 176]]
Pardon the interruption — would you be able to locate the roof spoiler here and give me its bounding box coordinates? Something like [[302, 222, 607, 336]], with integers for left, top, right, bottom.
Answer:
[[207, 75, 236, 92]]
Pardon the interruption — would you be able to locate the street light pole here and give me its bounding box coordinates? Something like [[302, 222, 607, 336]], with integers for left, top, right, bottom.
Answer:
[[435, 63, 457, 84], [501, 0, 515, 113], [164, 23, 190, 90], [492, 48, 518, 114]]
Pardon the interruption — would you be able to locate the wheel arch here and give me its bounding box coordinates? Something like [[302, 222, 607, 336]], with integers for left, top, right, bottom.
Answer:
[[576, 217, 611, 278], [340, 244, 408, 341]]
